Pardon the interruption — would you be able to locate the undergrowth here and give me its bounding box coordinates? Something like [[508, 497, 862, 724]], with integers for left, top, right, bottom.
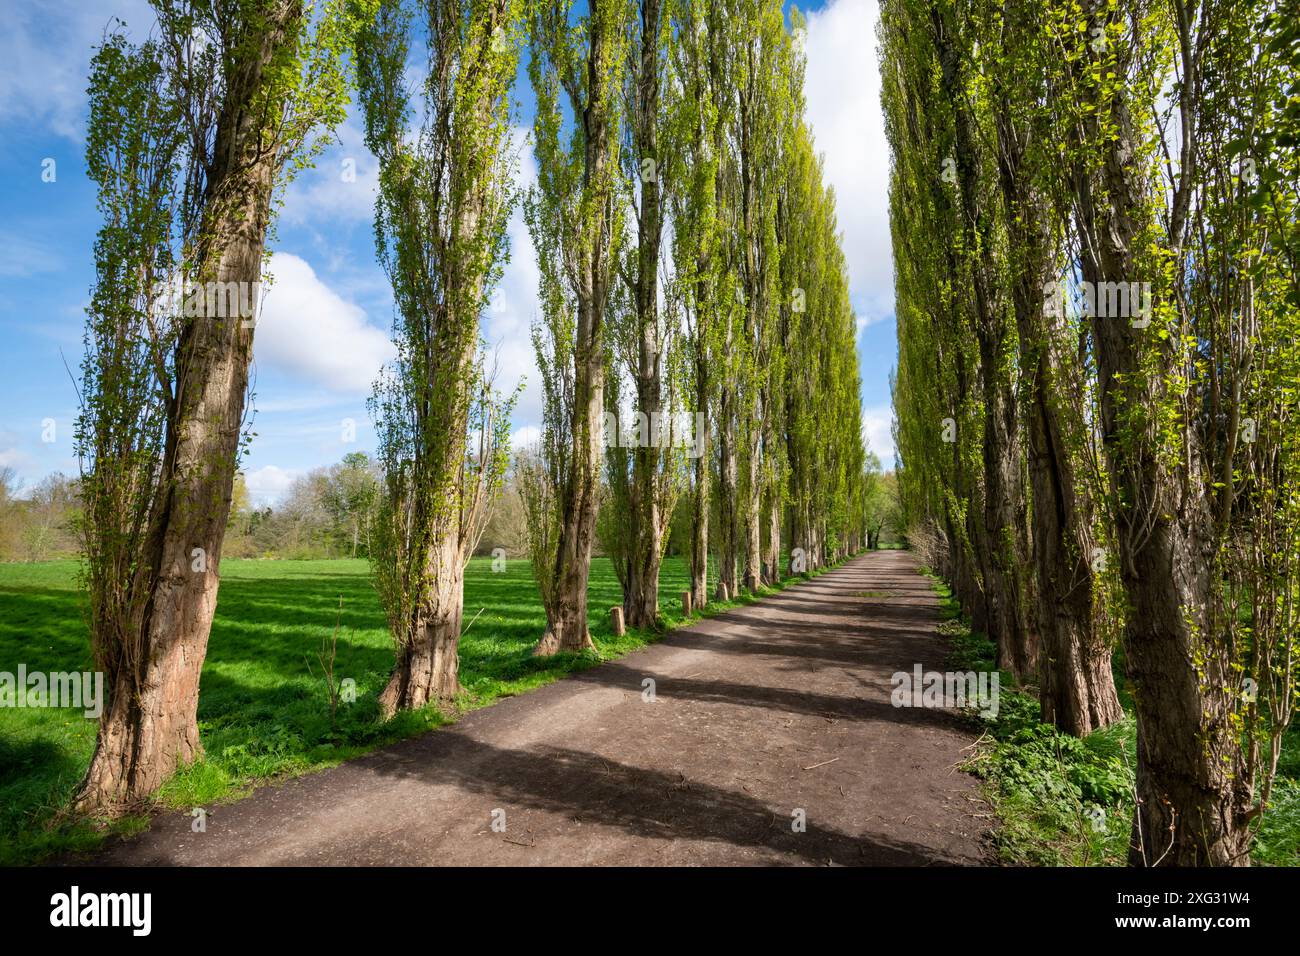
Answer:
[[920, 568, 1300, 866]]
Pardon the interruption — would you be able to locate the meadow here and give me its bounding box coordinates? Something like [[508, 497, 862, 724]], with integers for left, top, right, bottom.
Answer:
[[0, 553, 775, 864]]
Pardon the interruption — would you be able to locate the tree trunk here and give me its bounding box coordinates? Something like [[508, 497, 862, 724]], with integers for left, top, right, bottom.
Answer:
[[623, 0, 665, 632], [991, 89, 1120, 735], [763, 490, 780, 585], [535, 318, 603, 655], [978, 379, 1035, 681], [1065, 9, 1248, 862], [1121, 523, 1247, 865], [689, 407, 710, 609], [1022, 255, 1120, 735], [379, 533, 464, 714], [76, 625, 206, 811], [75, 6, 300, 812], [717, 383, 739, 593], [743, 437, 762, 592]]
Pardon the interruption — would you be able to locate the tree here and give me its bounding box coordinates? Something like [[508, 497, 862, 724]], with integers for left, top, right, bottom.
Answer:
[[357, 0, 518, 713], [478, 466, 530, 557], [990, 0, 1120, 734], [666, 0, 728, 609], [725, 0, 786, 594], [320, 451, 379, 558], [21, 474, 81, 562], [0, 467, 20, 561], [885, 0, 1300, 864], [74, 0, 370, 812], [1041, 0, 1298, 865], [603, 0, 682, 630], [861, 455, 900, 551], [522, 0, 632, 655], [895, 0, 1036, 682], [780, 119, 862, 573]]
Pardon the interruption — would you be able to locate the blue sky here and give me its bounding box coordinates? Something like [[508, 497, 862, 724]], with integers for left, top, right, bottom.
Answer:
[[0, 0, 896, 505]]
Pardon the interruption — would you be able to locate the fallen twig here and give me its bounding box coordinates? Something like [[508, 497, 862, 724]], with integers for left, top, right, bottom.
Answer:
[[461, 607, 486, 636], [802, 757, 840, 771]]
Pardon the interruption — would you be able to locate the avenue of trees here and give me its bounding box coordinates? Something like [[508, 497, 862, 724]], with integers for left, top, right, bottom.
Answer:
[[517, 0, 868, 656], [883, 0, 1299, 865], [69, 0, 871, 813]]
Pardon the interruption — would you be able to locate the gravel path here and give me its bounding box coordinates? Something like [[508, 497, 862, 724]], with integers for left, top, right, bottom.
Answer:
[[88, 550, 991, 866]]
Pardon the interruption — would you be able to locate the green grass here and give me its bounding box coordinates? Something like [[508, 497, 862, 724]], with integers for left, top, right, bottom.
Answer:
[[0, 552, 828, 865], [918, 568, 1300, 866]]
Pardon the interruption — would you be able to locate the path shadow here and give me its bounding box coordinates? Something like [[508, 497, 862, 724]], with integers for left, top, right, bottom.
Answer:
[[567, 660, 965, 731], [356, 732, 970, 866]]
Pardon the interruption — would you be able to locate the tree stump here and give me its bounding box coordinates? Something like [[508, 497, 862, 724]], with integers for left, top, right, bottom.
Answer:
[[610, 606, 625, 637], [681, 591, 692, 615]]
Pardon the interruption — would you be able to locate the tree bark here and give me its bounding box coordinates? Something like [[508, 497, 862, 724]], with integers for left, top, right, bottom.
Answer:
[[743, 425, 762, 592], [379, 534, 464, 714], [1065, 3, 1248, 863], [764, 488, 781, 584], [623, 0, 665, 631], [75, 3, 302, 811], [534, 3, 618, 657], [535, 309, 603, 655], [991, 83, 1120, 735], [690, 376, 711, 609], [717, 381, 739, 594]]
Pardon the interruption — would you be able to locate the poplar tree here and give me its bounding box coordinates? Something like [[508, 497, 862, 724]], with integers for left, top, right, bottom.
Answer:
[[885, 0, 1300, 864], [75, 0, 370, 810], [356, 0, 519, 713], [522, 0, 632, 654], [666, 0, 728, 609], [603, 0, 681, 630]]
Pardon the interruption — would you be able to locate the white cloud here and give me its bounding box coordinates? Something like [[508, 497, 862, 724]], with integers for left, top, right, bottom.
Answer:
[[804, 0, 894, 327], [509, 425, 541, 451], [242, 465, 300, 507], [280, 117, 379, 226], [253, 394, 358, 415], [279, 122, 544, 423], [0, 1, 155, 141], [861, 404, 896, 468], [482, 126, 544, 426], [254, 252, 394, 395]]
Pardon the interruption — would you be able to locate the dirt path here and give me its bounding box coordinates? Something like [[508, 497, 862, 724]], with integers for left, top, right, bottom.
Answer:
[[87, 551, 991, 866]]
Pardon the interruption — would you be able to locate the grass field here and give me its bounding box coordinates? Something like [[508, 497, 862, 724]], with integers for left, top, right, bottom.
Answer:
[[0, 552, 809, 864]]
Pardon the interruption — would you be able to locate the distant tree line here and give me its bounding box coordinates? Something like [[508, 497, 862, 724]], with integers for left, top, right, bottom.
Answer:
[[0, 468, 81, 562], [3, 446, 902, 565]]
